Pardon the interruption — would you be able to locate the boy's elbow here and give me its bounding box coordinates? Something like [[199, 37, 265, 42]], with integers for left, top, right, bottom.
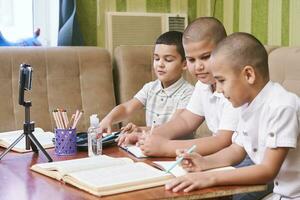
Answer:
[[217, 131, 234, 147], [258, 164, 280, 183]]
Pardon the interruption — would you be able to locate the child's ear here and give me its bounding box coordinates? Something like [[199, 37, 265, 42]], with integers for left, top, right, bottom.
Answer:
[[182, 60, 187, 70], [243, 65, 256, 84]]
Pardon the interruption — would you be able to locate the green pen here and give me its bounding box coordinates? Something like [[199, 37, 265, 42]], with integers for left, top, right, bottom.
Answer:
[[165, 144, 197, 173]]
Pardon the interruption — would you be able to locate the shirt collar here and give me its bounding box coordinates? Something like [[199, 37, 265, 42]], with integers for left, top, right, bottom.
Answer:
[[241, 81, 273, 120], [197, 81, 223, 99], [154, 77, 186, 96]]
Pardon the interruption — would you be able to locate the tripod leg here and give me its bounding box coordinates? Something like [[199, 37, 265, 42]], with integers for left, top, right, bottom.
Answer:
[[0, 134, 25, 160], [27, 133, 53, 162], [27, 134, 38, 153]]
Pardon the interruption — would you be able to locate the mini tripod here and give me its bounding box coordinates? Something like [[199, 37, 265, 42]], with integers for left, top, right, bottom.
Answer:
[[0, 64, 52, 162]]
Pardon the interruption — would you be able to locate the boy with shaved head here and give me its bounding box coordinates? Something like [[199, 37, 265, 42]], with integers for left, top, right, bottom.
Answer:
[[165, 32, 300, 200]]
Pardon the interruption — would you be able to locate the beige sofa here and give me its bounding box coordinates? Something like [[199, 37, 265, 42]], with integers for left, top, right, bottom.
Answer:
[[0, 45, 299, 137], [0, 47, 116, 132]]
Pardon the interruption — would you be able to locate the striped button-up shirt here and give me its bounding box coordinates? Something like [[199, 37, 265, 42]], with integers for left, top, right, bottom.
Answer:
[[134, 77, 194, 126]]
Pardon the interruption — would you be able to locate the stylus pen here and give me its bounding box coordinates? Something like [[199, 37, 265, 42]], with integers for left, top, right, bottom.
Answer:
[[165, 144, 197, 173], [102, 131, 121, 142]]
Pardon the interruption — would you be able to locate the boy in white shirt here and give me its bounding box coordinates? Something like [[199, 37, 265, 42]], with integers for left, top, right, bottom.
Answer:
[[165, 32, 300, 200], [99, 31, 194, 138]]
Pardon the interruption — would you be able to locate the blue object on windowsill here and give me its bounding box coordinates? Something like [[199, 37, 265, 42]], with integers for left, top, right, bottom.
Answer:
[[0, 28, 42, 46]]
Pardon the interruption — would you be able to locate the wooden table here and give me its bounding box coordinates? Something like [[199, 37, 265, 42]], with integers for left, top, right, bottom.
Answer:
[[0, 145, 266, 200]]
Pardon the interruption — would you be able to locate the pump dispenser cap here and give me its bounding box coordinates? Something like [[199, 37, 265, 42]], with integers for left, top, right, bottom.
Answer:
[[90, 114, 100, 127]]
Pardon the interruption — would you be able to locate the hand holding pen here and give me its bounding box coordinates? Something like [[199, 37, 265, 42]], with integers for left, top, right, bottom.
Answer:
[[115, 122, 143, 146], [171, 145, 207, 173], [165, 145, 197, 173]]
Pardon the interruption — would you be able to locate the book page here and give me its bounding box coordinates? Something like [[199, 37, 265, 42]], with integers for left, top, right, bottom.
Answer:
[[121, 145, 147, 158], [31, 156, 134, 177], [154, 161, 236, 177], [64, 162, 173, 196], [153, 161, 187, 177], [0, 127, 44, 136], [0, 128, 54, 152]]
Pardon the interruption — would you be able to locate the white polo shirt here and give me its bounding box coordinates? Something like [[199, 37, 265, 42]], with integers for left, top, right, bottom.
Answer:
[[186, 81, 239, 135], [232, 81, 300, 199], [134, 77, 194, 126]]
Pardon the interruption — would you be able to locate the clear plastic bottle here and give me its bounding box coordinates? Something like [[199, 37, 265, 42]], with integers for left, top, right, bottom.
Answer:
[[88, 114, 102, 156]]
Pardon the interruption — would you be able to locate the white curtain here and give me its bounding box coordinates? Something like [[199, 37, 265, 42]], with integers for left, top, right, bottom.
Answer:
[[0, 0, 33, 41], [33, 0, 59, 46]]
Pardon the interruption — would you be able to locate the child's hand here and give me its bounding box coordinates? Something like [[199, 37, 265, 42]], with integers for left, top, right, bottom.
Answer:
[[120, 122, 138, 133], [176, 149, 206, 172], [165, 172, 216, 193], [116, 131, 140, 146], [99, 118, 112, 134], [138, 134, 168, 156]]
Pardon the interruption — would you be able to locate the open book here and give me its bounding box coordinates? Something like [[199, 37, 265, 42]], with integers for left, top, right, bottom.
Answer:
[[154, 161, 235, 177], [31, 156, 173, 196], [120, 145, 147, 158], [0, 128, 54, 153]]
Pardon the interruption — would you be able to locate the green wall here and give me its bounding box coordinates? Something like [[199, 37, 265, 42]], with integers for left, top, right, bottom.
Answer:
[[77, 0, 299, 47]]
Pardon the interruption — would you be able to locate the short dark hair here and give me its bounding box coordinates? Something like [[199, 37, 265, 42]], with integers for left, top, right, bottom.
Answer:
[[155, 31, 185, 60], [183, 17, 227, 45], [212, 32, 269, 79]]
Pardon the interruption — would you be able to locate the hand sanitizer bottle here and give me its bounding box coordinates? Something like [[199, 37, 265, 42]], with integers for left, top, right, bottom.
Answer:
[[88, 114, 102, 156]]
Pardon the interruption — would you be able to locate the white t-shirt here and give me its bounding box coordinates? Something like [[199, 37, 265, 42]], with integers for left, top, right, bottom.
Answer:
[[186, 81, 239, 135], [134, 77, 194, 126], [232, 81, 300, 198]]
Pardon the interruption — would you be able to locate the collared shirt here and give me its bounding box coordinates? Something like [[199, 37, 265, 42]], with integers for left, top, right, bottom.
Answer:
[[186, 81, 239, 135], [232, 81, 300, 198], [134, 77, 194, 126]]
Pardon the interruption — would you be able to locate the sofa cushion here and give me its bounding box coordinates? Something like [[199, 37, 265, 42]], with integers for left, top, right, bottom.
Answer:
[[114, 45, 154, 126], [0, 47, 115, 132], [269, 47, 300, 96]]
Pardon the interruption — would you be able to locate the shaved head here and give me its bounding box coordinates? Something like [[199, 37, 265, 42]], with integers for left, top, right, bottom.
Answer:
[[212, 32, 269, 79], [183, 17, 227, 45]]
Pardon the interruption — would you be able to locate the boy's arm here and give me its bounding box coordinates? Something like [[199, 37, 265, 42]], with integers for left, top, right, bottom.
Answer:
[[169, 109, 185, 120], [166, 146, 289, 192], [155, 130, 233, 157], [152, 109, 204, 139], [213, 147, 289, 185], [100, 98, 143, 133]]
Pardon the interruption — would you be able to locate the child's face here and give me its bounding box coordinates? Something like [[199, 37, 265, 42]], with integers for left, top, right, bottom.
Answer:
[[153, 44, 186, 88], [210, 55, 252, 107], [183, 40, 216, 85]]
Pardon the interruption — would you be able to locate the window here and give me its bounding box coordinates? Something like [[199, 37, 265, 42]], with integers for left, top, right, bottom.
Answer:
[[0, 0, 33, 41], [0, 0, 59, 46]]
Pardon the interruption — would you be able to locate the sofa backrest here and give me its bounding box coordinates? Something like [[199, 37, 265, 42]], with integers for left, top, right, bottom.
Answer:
[[0, 47, 116, 132], [268, 46, 300, 96], [114, 45, 154, 126]]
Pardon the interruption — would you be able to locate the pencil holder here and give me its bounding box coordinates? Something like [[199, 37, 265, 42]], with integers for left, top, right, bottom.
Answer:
[[55, 128, 77, 156]]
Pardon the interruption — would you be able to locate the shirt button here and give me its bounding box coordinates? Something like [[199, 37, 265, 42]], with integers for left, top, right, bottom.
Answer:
[[161, 98, 164, 101], [253, 148, 257, 152], [269, 132, 274, 137], [153, 120, 156, 124], [243, 131, 248, 136], [275, 181, 279, 186]]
